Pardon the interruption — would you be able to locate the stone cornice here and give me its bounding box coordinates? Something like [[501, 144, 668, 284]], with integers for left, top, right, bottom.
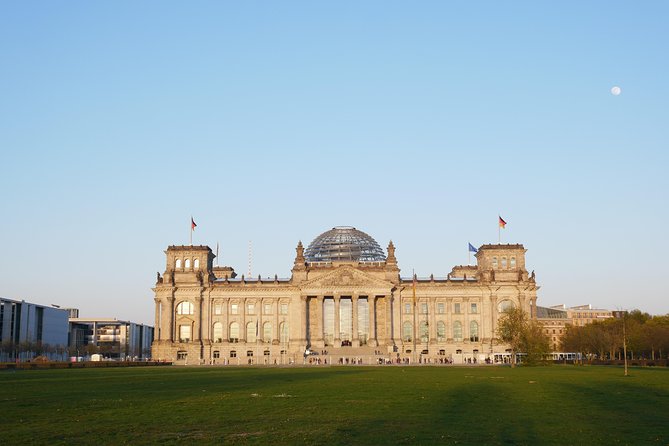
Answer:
[[210, 286, 300, 294], [174, 287, 205, 293]]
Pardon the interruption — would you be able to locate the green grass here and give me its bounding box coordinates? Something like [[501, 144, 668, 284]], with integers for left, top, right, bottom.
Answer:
[[2, 365, 668, 445]]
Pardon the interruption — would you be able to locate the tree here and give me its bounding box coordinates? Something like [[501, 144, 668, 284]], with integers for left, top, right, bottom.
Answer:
[[496, 307, 549, 367], [521, 320, 551, 365]]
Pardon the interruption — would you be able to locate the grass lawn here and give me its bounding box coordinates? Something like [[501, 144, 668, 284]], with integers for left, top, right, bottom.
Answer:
[[2, 365, 668, 445]]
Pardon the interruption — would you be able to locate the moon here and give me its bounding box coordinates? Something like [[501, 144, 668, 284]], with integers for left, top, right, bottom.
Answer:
[[611, 86, 622, 96]]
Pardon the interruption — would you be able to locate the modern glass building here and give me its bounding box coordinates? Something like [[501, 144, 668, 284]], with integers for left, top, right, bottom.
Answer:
[[0, 297, 69, 361]]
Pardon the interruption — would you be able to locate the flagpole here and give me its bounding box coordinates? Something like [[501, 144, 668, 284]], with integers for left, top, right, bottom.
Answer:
[[190, 217, 192, 246], [412, 269, 417, 365], [498, 215, 500, 244]]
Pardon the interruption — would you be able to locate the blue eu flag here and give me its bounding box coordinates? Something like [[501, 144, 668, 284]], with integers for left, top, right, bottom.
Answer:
[[468, 243, 478, 253]]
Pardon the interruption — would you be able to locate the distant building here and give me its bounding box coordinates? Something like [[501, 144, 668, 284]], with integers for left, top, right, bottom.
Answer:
[[69, 318, 154, 360], [550, 304, 613, 327], [536, 306, 570, 351], [537, 304, 614, 351], [0, 297, 69, 361]]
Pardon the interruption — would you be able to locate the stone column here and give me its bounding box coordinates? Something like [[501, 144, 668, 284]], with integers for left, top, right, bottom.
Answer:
[[300, 295, 308, 344], [167, 297, 175, 342], [258, 299, 264, 343], [334, 295, 341, 347], [490, 294, 497, 352], [241, 298, 246, 342], [316, 296, 325, 348], [429, 298, 437, 345], [194, 296, 202, 342], [154, 299, 162, 341], [352, 294, 359, 347], [447, 298, 453, 342], [369, 296, 377, 346], [385, 295, 393, 345], [273, 300, 280, 344], [221, 298, 229, 344]]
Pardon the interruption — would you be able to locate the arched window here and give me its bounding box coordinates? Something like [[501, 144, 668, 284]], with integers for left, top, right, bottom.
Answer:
[[437, 321, 446, 341], [263, 322, 272, 342], [194, 258, 200, 269], [246, 322, 257, 343], [498, 300, 514, 313], [185, 258, 191, 268], [279, 322, 288, 343], [470, 321, 479, 342], [175, 259, 182, 269], [403, 321, 412, 342], [176, 301, 194, 315], [213, 322, 223, 342], [453, 321, 463, 342], [229, 322, 240, 341], [420, 321, 429, 343], [510, 257, 516, 268], [492, 257, 498, 269], [501, 257, 507, 269]]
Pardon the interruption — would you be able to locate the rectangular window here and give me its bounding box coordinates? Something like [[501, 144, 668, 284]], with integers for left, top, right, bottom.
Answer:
[[247, 303, 255, 315], [404, 303, 411, 314], [213, 351, 220, 359], [231, 304, 238, 315], [230, 350, 237, 358], [437, 303, 445, 314], [421, 303, 428, 314], [264, 303, 271, 315], [470, 303, 478, 314], [280, 303, 288, 315], [179, 325, 191, 342], [454, 303, 461, 314], [214, 304, 222, 315]]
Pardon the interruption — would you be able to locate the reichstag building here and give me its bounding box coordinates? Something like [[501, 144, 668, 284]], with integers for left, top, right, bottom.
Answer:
[[152, 226, 539, 365]]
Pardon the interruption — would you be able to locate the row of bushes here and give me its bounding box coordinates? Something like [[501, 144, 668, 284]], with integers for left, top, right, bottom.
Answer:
[[0, 361, 172, 370]]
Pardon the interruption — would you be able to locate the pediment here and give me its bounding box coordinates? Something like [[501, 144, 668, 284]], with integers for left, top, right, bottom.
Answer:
[[300, 266, 393, 294]]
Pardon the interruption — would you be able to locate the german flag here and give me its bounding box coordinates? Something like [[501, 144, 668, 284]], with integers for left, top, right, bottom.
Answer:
[[499, 216, 507, 228]]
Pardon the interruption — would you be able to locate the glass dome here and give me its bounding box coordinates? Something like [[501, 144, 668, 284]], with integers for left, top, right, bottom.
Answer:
[[305, 226, 386, 262]]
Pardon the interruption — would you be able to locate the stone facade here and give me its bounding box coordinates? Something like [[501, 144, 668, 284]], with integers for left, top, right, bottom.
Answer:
[[151, 228, 539, 365]]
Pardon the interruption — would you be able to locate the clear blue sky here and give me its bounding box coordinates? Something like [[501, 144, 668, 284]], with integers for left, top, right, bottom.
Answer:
[[1, 2, 667, 324]]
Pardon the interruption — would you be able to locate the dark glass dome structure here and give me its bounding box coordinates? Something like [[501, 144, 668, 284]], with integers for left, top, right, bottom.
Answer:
[[305, 226, 386, 262]]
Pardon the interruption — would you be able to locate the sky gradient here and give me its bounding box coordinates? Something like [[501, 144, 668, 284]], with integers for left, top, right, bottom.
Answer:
[[1, 2, 668, 324]]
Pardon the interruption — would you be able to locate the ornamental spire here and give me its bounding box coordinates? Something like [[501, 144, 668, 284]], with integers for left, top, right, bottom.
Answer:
[[386, 240, 397, 265], [294, 241, 306, 269]]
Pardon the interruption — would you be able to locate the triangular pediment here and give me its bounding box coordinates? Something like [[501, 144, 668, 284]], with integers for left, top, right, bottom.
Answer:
[[300, 266, 394, 294]]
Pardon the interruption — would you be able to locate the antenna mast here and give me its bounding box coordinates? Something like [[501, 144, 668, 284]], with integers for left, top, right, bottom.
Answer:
[[248, 240, 253, 278]]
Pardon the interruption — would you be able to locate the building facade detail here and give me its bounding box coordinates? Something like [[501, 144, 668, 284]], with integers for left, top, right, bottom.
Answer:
[[152, 227, 539, 364]]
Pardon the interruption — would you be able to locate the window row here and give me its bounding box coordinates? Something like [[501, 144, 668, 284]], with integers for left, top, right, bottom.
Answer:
[[404, 302, 478, 315], [177, 321, 290, 343], [402, 320, 480, 343], [223, 349, 282, 359], [174, 258, 200, 269], [176, 301, 289, 316], [491, 256, 516, 270]]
